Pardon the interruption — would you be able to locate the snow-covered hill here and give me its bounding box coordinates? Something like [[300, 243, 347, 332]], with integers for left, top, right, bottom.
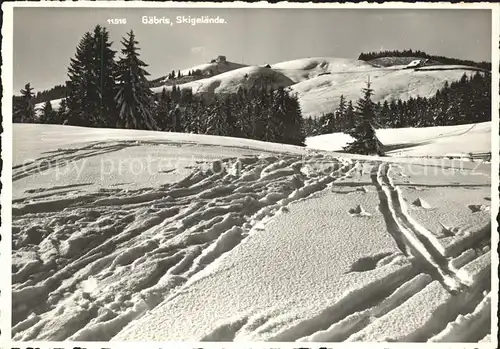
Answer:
[[151, 65, 294, 95], [11, 123, 493, 342], [178, 60, 248, 80], [289, 63, 481, 117], [270, 57, 376, 82], [35, 57, 484, 119]]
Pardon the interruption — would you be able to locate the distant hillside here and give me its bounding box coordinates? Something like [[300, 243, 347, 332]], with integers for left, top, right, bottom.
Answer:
[[289, 62, 484, 117], [359, 49, 491, 71], [368, 57, 442, 68], [180, 60, 248, 77], [33, 56, 489, 119], [151, 58, 248, 88], [271, 57, 374, 83], [17, 84, 69, 105], [151, 65, 294, 95]]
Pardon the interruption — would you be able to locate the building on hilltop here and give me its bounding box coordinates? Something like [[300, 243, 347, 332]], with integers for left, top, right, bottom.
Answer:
[[406, 59, 429, 69], [210, 55, 227, 64]]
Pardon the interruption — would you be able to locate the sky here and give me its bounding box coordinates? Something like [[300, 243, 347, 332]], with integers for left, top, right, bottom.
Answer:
[[13, 7, 492, 92]]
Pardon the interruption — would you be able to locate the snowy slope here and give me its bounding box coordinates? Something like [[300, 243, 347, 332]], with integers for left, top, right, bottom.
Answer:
[[151, 65, 294, 95], [35, 57, 481, 118], [156, 60, 248, 83], [11, 123, 493, 342], [34, 98, 64, 114], [292, 66, 478, 117], [178, 61, 248, 79], [368, 56, 435, 67], [270, 57, 376, 83], [13, 124, 305, 199], [307, 121, 492, 158]]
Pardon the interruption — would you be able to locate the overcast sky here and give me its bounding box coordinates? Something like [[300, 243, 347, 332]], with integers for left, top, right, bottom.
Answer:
[[13, 7, 492, 92]]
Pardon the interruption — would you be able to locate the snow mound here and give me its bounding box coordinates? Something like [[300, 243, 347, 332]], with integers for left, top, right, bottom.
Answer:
[[152, 65, 294, 95], [177, 60, 248, 79]]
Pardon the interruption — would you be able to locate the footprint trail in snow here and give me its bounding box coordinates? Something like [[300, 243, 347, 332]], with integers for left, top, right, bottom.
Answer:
[[12, 151, 491, 342]]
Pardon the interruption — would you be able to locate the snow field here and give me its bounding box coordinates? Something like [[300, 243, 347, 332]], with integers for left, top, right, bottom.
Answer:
[[11, 124, 492, 342], [114, 163, 416, 341], [307, 121, 491, 157], [390, 161, 491, 259]]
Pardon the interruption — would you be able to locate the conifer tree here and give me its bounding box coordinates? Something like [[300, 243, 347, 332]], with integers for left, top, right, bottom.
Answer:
[[153, 87, 170, 130], [13, 83, 36, 123], [344, 100, 355, 132], [268, 88, 305, 145], [92, 25, 119, 127], [344, 80, 384, 155], [223, 97, 238, 137], [168, 104, 181, 132], [187, 99, 204, 133], [267, 87, 287, 141], [206, 98, 229, 136], [39, 101, 56, 124], [115, 30, 158, 130], [65, 27, 117, 127], [321, 112, 335, 134], [283, 92, 305, 145], [65, 31, 94, 126], [335, 95, 347, 132], [379, 100, 390, 128], [171, 84, 180, 102], [57, 97, 70, 125]]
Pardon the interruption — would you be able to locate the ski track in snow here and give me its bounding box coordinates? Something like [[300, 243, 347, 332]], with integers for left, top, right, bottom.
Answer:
[[12, 143, 491, 342]]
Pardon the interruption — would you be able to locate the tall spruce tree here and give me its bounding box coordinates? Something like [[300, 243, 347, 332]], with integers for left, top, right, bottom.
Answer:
[[335, 95, 347, 132], [379, 100, 390, 128], [268, 87, 287, 142], [57, 97, 70, 125], [115, 30, 158, 130], [13, 83, 36, 123], [344, 80, 384, 155], [92, 25, 119, 127], [39, 101, 56, 124], [321, 112, 335, 134], [65, 31, 95, 126], [206, 98, 229, 136], [344, 100, 355, 132], [65, 26, 117, 128], [282, 92, 305, 145], [153, 87, 170, 130]]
